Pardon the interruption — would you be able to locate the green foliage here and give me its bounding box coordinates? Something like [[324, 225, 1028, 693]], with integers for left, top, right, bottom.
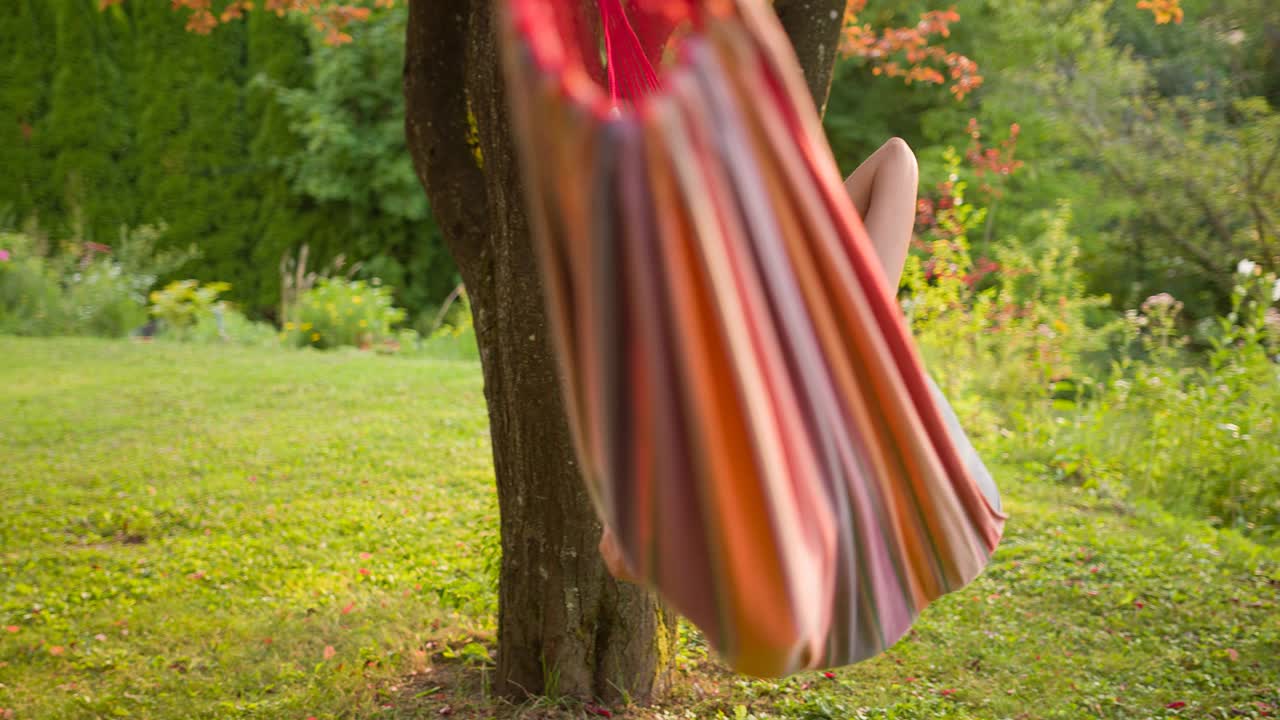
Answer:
[[127, 1, 261, 302], [903, 147, 1280, 540], [3, 1, 453, 320], [282, 277, 406, 350], [0, 0, 55, 220], [256, 3, 456, 316], [60, 262, 150, 339], [413, 285, 480, 362], [186, 306, 280, 347], [1059, 268, 1280, 538], [0, 232, 68, 335], [904, 151, 1114, 440], [824, 0, 1280, 316], [44, 0, 133, 243], [0, 225, 194, 337], [147, 279, 232, 337]]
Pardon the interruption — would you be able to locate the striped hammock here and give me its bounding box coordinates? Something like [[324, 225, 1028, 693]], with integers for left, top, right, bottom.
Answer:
[[500, 0, 1008, 678]]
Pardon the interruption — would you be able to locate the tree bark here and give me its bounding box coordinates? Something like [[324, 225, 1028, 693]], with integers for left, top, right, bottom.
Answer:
[[403, 0, 842, 704], [773, 0, 848, 115]]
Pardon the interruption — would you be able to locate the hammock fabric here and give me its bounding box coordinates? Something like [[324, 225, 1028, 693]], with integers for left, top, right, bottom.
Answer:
[[500, 0, 1007, 678]]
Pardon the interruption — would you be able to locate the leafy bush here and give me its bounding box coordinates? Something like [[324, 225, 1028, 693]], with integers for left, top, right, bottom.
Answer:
[[908, 147, 1280, 540], [281, 277, 405, 350], [1060, 267, 1280, 538], [0, 225, 194, 338], [0, 231, 70, 335], [63, 261, 150, 337], [148, 279, 231, 338], [903, 149, 1116, 450], [146, 279, 277, 346], [187, 306, 280, 347]]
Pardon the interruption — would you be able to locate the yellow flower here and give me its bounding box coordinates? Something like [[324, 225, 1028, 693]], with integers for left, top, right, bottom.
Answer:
[[352, 296, 363, 304], [284, 322, 295, 331], [311, 332, 321, 342], [358, 319, 368, 328], [301, 322, 313, 331]]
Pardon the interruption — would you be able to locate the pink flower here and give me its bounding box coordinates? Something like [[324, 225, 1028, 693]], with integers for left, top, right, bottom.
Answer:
[[0, 249, 9, 262]]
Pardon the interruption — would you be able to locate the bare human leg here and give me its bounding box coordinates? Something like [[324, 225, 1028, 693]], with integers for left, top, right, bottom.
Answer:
[[843, 137, 919, 289]]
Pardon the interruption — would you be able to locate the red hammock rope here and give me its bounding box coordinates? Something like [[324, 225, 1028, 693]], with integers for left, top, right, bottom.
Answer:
[[514, 0, 702, 108]]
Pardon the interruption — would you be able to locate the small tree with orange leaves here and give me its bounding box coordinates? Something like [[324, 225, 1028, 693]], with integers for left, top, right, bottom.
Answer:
[[840, 0, 982, 100]]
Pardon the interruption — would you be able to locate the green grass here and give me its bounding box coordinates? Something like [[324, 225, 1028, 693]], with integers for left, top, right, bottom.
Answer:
[[1, 337, 1277, 719]]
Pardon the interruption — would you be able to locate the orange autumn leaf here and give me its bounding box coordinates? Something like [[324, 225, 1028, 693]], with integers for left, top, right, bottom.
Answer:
[[1136, 0, 1184, 24], [101, 0, 394, 46], [840, 1, 982, 100]]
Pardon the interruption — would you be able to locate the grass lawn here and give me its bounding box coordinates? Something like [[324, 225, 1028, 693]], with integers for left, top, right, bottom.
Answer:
[[1, 337, 1277, 719]]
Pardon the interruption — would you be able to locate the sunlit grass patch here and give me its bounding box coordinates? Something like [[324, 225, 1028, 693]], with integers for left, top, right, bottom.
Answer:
[[1, 337, 1276, 719]]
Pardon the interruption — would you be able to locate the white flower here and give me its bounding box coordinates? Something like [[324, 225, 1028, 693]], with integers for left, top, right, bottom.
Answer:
[[1273, 278, 1280, 303], [1237, 259, 1257, 276]]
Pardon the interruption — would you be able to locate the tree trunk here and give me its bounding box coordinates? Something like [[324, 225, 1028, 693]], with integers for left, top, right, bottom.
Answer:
[[402, 0, 844, 704]]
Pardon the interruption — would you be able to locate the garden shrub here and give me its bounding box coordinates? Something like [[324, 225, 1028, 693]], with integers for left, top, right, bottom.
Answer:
[[911, 148, 1280, 535], [0, 225, 193, 338], [281, 277, 406, 350], [148, 279, 231, 339], [147, 278, 277, 346], [1063, 267, 1280, 538], [0, 231, 70, 335], [906, 149, 1280, 539]]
